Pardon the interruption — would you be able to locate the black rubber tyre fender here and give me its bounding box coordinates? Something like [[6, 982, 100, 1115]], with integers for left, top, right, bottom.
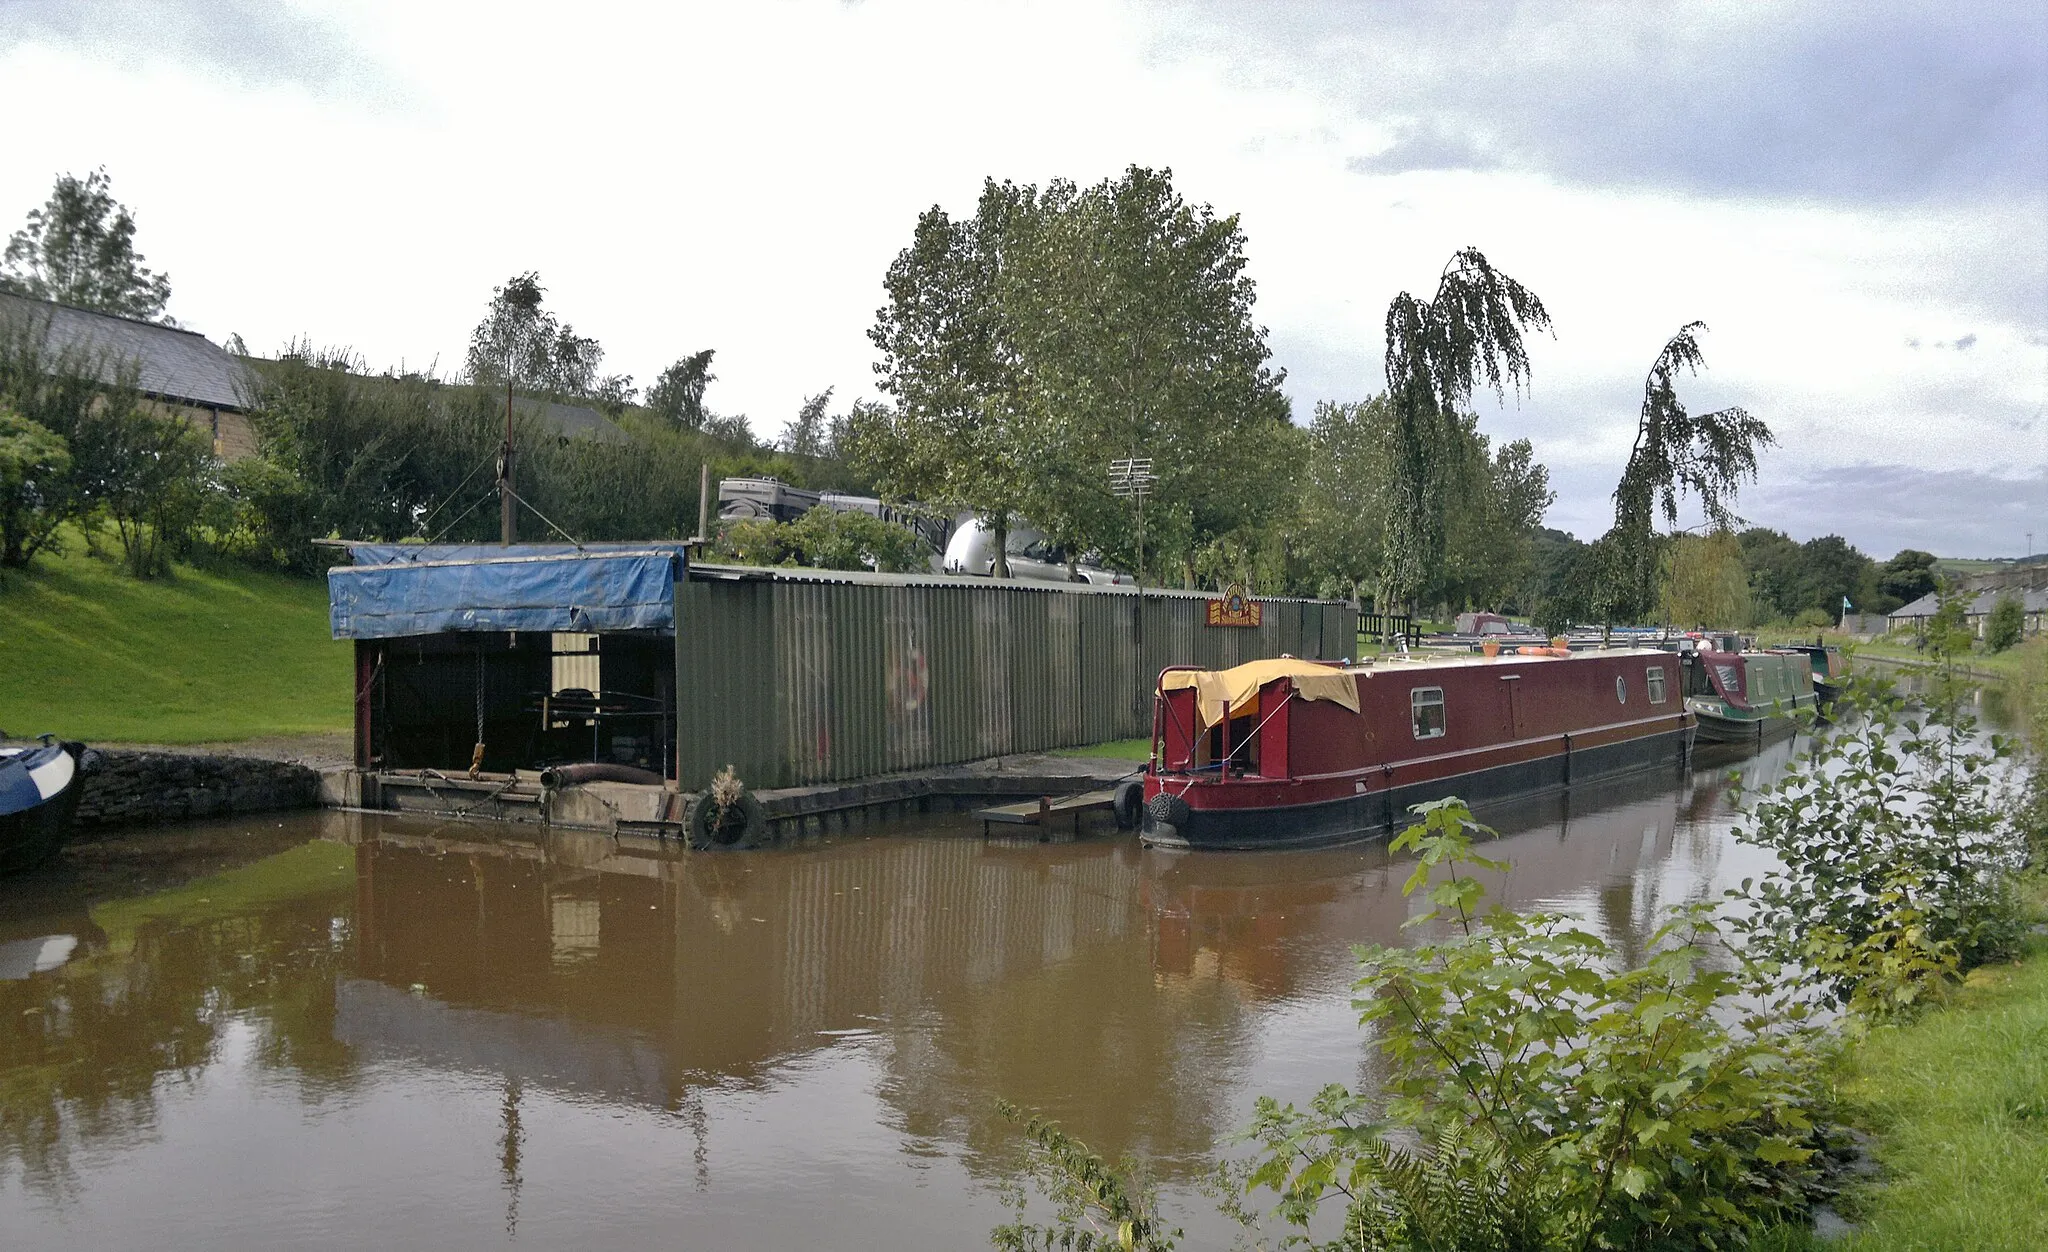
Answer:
[[685, 790, 770, 850], [1146, 790, 1190, 831], [1112, 780, 1144, 831]]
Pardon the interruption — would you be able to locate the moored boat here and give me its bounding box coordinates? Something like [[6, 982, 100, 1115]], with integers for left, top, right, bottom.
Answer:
[[0, 735, 96, 876], [1683, 650, 1818, 745], [1138, 650, 1695, 851], [1781, 642, 1845, 709]]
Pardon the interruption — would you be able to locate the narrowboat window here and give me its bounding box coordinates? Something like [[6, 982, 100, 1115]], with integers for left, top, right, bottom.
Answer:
[[1647, 666, 1667, 704], [1616, 675, 1627, 703], [1411, 687, 1446, 739]]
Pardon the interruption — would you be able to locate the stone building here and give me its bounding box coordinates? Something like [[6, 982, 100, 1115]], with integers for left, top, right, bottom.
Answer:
[[1889, 587, 2047, 640], [0, 290, 258, 459]]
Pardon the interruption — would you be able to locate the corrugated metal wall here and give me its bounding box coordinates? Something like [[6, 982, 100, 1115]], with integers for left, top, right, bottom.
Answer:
[[675, 569, 1357, 789]]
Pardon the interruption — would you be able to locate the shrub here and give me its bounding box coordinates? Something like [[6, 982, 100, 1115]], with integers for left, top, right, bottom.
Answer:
[[991, 1101, 1180, 1252], [1985, 592, 2023, 653], [710, 506, 928, 573], [1731, 674, 2031, 1016], [997, 800, 1833, 1252], [1240, 800, 1826, 1251]]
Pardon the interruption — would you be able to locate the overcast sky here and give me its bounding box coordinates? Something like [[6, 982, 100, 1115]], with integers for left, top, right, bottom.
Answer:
[[3, 0, 2043, 558]]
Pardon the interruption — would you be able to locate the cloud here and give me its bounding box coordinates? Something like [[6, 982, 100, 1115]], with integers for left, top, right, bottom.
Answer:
[[0, 0, 402, 102], [1736, 463, 2048, 559], [1148, 0, 2048, 206]]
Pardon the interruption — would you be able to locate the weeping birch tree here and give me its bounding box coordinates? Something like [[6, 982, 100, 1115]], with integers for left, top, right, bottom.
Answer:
[[1599, 322, 1773, 624], [1377, 248, 1550, 615]]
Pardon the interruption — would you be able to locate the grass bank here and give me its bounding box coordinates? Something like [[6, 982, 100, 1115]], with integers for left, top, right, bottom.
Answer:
[[1809, 931, 2048, 1251], [1849, 636, 2041, 683], [0, 541, 350, 743]]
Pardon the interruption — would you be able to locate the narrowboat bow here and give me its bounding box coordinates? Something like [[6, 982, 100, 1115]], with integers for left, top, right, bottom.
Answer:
[[0, 735, 97, 876], [1140, 650, 1695, 851]]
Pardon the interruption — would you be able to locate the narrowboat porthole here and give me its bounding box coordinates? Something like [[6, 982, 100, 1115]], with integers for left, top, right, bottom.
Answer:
[[1616, 675, 1627, 703]]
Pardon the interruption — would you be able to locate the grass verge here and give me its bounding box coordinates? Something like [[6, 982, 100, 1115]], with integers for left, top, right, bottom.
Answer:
[[0, 540, 351, 743], [1814, 931, 2048, 1251], [1849, 636, 2041, 682], [1047, 738, 1151, 761]]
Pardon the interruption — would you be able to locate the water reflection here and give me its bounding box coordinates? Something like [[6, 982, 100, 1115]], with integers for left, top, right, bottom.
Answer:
[[1, 738, 1805, 1249]]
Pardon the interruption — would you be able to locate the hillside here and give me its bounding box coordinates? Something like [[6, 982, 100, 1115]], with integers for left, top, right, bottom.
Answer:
[[0, 541, 351, 744]]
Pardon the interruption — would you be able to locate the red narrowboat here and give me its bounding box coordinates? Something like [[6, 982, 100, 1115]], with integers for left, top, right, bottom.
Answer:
[[1139, 650, 1696, 850]]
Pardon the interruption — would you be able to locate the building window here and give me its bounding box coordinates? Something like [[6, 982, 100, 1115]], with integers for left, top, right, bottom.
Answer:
[[1616, 675, 1628, 704], [1647, 666, 1667, 704], [1411, 687, 1446, 739]]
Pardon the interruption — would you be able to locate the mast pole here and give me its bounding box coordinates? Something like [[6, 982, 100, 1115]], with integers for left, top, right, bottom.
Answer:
[[500, 376, 516, 544]]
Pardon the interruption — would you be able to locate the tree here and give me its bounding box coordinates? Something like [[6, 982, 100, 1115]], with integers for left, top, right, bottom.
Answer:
[[0, 405, 71, 568], [2, 168, 173, 322], [1005, 166, 1292, 587], [863, 168, 1291, 586], [1661, 529, 1752, 628], [781, 387, 832, 458], [0, 305, 148, 567], [1786, 535, 1871, 625], [98, 406, 214, 578], [861, 179, 1040, 577], [1293, 398, 1392, 602], [1986, 593, 2024, 653], [1878, 549, 1939, 608], [648, 349, 716, 430], [464, 272, 608, 397], [1438, 416, 1554, 613], [1377, 248, 1551, 615], [1600, 323, 1772, 625]]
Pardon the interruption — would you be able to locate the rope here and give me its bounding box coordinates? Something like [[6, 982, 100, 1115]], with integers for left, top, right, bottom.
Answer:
[[504, 485, 583, 547], [419, 488, 496, 548], [470, 641, 486, 779], [415, 449, 499, 537]]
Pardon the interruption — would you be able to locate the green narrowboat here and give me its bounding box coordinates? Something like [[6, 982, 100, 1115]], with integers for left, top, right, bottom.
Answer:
[[1685, 650, 1818, 745]]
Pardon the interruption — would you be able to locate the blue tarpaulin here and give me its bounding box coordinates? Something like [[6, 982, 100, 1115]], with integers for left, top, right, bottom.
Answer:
[[329, 544, 687, 639]]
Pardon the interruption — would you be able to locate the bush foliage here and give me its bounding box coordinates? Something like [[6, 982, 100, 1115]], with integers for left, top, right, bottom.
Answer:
[[1732, 674, 2033, 1017], [996, 678, 2044, 1248]]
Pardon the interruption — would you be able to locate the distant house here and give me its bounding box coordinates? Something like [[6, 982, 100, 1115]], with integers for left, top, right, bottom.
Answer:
[[0, 290, 259, 459], [1, 291, 635, 457], [1889, 588, 2047, 639]]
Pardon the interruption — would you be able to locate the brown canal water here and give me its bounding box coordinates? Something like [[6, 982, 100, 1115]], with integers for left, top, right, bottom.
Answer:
[[0, 737, 1819, 1249]]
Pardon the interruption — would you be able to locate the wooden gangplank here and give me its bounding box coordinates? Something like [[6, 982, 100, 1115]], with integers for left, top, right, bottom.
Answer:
[[976, 789, 1118, 836]]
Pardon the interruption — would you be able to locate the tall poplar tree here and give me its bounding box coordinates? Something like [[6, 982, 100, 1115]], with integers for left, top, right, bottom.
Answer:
[[861, 180, 1035, 575], [1377, 248, 1550, 615], [1007, 166, 1289, 585]]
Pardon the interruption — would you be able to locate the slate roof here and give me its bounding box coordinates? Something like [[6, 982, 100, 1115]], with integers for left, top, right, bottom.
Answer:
[[1890, 589, 2048, 619], [0, 291, 254, 411], [513, 396, 630, 443]]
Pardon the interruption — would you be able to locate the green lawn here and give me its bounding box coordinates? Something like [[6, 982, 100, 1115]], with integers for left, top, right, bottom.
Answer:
[[0, 542, 351, 743], [1820, 937, 2048, 1251], [1048, 737, 1152, 761]]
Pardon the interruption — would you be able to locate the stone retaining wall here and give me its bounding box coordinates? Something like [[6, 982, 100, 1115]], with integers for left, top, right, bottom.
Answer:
[[73, 750, 322, 830]]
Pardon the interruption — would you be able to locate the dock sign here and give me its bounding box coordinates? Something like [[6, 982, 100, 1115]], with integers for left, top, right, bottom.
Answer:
[[1206, 585, 1262, 628]]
